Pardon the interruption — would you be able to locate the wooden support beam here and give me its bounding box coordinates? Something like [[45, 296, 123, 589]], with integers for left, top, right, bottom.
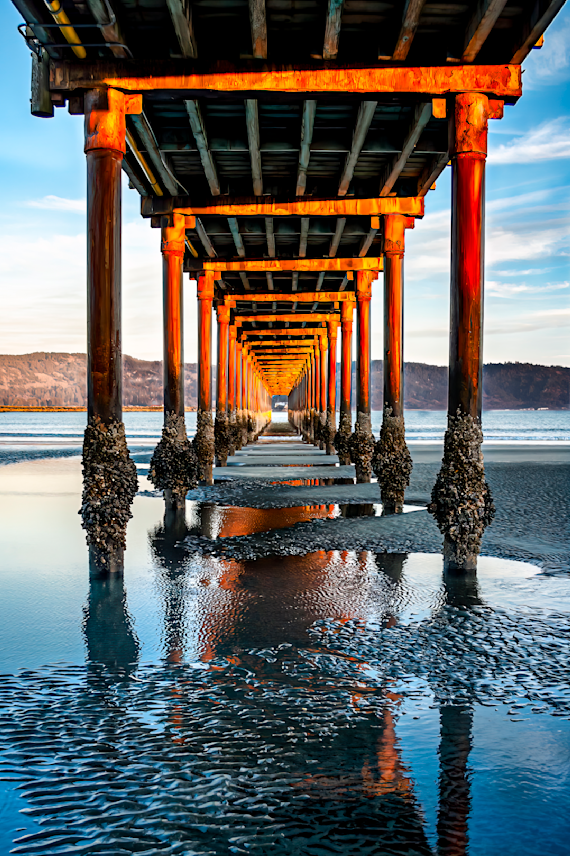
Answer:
[[380, 101, 432, 196], [254, 348, 314, 354], [228, 217, 246, 256], [266, 271, 274, 290], [329, 218, 346, 257], [296, 100, 317, 196], [165, 196, 424, 219], [228, 292, 356, 303], [292, 272, 299, 292], [195, 218, 216, 257], [237, 313, 338, 323], [166, 0, 198, 58], [358, 216, 379, 256], [129, 112, 179, 195], [184, 100, 220, 195], [418, 151, 449, 196], [86, 0, 129, 58], [323, 0, 344, 60], [242, 328, 325, 336], [463, 0, 509, 62], [265, 217, 275, 255], [392, 0, 427, 61], [338, 101, 377, 196], [58, 64, 522, 99], [511, 0, 566, 64], [246, 338, 319, 345], [239, 271, 251, 290], [205, 257, 381, 272], [248, 0, 267, 59], [299, 217, 310, 257], [245, 99, 263, 196]]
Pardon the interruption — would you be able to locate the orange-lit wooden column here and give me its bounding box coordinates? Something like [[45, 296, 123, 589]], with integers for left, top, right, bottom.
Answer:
[[318, 333, 328, 450], [215, 304, 230, 466], [374, 215, 414, 512], [195, 272, 215, 484], [326, 319, 339, 455], [161, 213, 186, 424], [236, 338, 246, 448], [336, 301, 353, 465], [82, 88, 139, 571], [228, 325, 238, 454], [431, 93, 495, 570], [352, 270, 376, 482]]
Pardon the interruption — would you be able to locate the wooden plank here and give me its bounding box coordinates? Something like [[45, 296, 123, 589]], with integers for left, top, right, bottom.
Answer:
[[292, 271, 299, 292], [296, 100, 317, 196], [463, 0, 509, 62], [174, 197, 424, 218], [184, 100, 221, 195], [511, 0, 566, 64], [228, 217, 246, 256], [323, 0, 345, 60], [122, 156, 149, 196], [249, 0, 267, 59], [265, 217, 275, 255], [130, 112, 180, 195], [59, 64, 523, 99], [358, 226, 378, 257], [205, 257, 381, 272], [417, 151, 449, 196], [392, 0, 427, 61], [245, 99, 263, 196], [165, 0, 198, 59], [316, 272, 325, 291], [239, 271, 251, 290], [242, 328, 326, 335], [195, 218, 217, 257], [329, 218, 346, 256], [379, 101, 432, 196], [86, 0, 129, 59], [299, 218, 310, 257], [266, 271, 274, 290], [338, 101, 377, 196]]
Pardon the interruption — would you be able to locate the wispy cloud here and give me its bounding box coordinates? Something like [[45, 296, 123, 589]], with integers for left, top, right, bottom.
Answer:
[[24, 195, 86, 212], [486, 308, 570, 336], [486, 280, 569, 298], [488, 119, 570, 164], [523, 12, 570, 88]]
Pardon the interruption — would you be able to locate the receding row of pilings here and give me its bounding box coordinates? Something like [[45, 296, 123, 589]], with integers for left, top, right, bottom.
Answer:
[[289, 93, 496, 569], [79, 86, 494, 573]]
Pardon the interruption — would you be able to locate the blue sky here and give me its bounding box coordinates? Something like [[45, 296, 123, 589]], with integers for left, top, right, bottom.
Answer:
[[0, 3, 568, 365]]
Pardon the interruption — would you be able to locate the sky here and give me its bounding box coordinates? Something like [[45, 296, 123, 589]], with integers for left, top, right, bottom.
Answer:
[[0, 3, 569, 367]]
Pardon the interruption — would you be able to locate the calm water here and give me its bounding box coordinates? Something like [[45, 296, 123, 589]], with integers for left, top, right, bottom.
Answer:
[[0, 409, 569, 451], [0, 457, 569, 854]]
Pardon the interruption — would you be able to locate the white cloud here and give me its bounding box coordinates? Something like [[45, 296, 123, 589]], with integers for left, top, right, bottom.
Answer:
[[24, 195, 86, 212], [486, 280, 569, 298], [488, 119, 570, 164]]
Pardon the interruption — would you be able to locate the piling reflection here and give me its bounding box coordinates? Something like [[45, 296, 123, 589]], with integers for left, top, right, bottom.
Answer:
[[83, 571, 139, 676]]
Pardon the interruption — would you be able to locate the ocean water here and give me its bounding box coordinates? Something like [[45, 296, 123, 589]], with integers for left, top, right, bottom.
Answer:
[[0, 457, 568, 855], [0, 408, 568, 452]]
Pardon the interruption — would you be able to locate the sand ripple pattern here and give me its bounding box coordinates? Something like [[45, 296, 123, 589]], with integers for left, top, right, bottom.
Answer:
[[0, 597, 569, 854]]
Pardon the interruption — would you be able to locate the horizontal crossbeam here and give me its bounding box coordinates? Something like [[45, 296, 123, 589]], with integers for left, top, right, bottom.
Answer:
[[228, 292, 355, 304], [52, 62, 522, 100], [236, 313, 337, 323], [209, 258, 381, 273], [174, 198, 421, 218]]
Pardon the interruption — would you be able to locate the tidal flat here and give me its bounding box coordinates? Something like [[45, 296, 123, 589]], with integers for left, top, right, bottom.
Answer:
[[0, 425, 569, 855]]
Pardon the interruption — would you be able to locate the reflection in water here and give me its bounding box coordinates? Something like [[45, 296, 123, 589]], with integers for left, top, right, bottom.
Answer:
[[438, 706, 473, 856], [82, 571, 139, 675]]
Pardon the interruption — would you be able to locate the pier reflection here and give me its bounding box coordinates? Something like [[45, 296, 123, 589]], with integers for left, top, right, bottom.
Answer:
[[83, 571, 139, 676], [142, 503, 477, 853]]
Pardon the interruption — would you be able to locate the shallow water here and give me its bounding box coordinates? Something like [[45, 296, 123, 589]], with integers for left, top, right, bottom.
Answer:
[[1, 409, 569, 450], [0, 458, 569, 855]]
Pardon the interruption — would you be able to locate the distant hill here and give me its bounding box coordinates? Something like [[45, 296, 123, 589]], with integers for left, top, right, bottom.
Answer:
[[0, 353, 568, 410]]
